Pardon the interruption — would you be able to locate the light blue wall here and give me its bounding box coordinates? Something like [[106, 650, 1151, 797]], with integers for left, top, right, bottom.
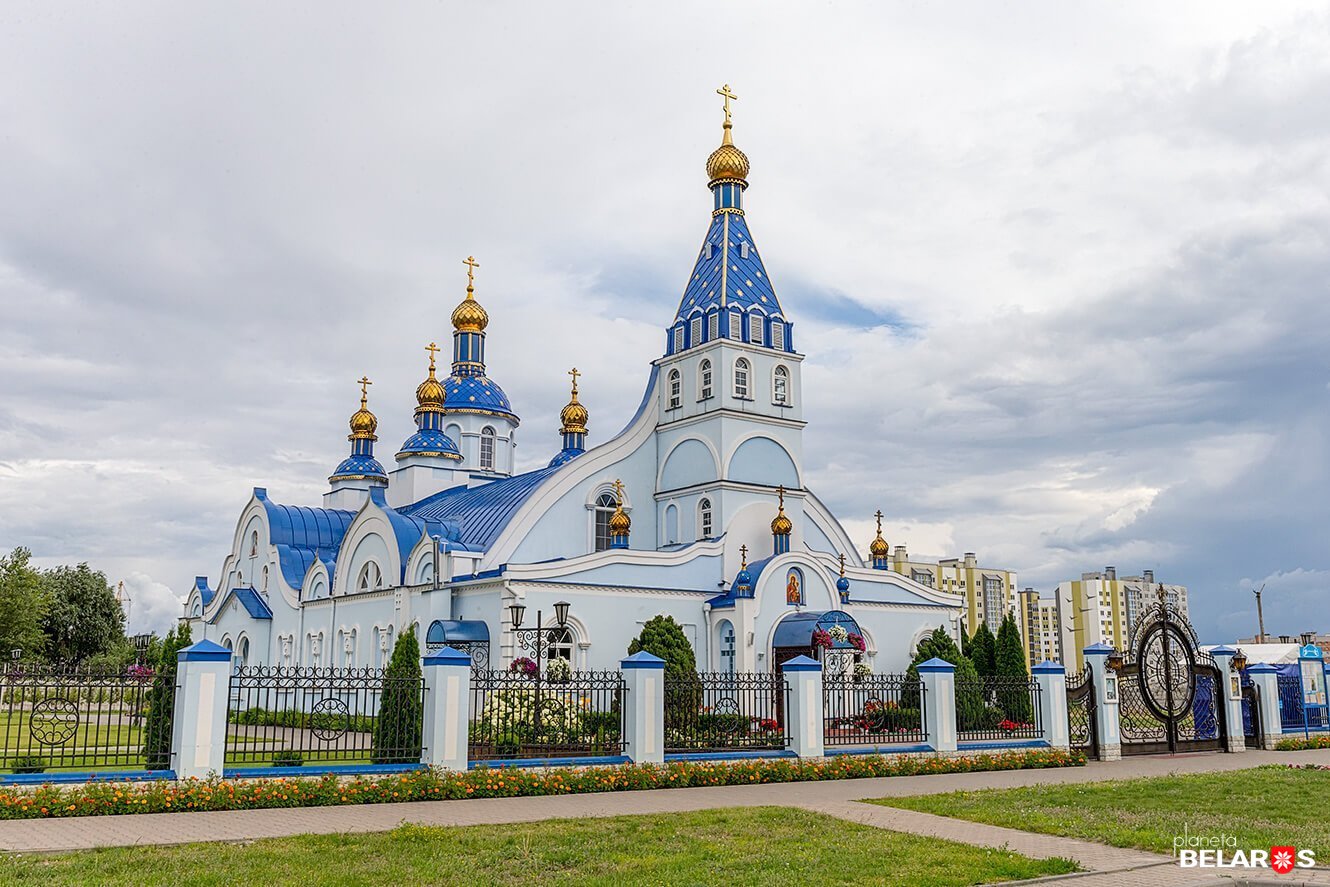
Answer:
[[727, 436, 799, 488], [660, 438, 718, 491]]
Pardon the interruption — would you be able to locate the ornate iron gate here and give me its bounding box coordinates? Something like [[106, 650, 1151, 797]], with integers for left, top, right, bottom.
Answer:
[[1241, 682, 1262, 749], [1116, 586, 1226, 755], [1066, 666, 1097, 758]]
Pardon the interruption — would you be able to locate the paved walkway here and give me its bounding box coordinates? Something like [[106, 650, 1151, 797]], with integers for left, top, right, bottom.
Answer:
[[2, 747, 1328, 885]]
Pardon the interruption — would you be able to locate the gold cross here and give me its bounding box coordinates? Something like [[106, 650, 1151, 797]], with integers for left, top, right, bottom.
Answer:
[[463, 255, 480, 288], [838, 552, 847, 577], [717, 83, 738, 125], [777, 484, 785, 509], [425, 342, 440, 372], [740, 544, 748, 569], [874, 509, 884, 533], [568, 366, 581, 393], [357, 375, 372, 405], [612, 478, 624, 505]]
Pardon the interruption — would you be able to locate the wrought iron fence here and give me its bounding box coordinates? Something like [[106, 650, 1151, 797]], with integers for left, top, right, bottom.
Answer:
[[954, 675, 1043, 741], [1065, 667, 1096, 755], [664, 672, 789, 753], [226, 666, 425, 767], [469, 669, 624, 760], [0, 664, 158, 773], [822, 673, 925, 747], [1277, 673, 1329, 732]]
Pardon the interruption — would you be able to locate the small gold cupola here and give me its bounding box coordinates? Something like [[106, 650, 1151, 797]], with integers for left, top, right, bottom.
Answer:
[[869, 509, 890, 569], [559, 367, 589, 435], [349, 375, 378, 439], [450, 254, 490, 333], [609, 478, 631, 548], [706, 83, 750, 185], [415, 342, 445, 410], [771, 485, 793, 555]]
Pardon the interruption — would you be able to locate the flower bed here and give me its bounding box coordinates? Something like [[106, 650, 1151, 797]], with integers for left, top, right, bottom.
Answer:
[[1274, 734, 1330, 751], [0, 748, 1083, 820]]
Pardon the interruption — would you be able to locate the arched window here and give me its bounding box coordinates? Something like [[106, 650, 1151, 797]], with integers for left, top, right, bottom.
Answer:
[[261, 566, 269, 592], [667, 369, 682, 409], [664, 503, 679, 545], [417, 558, 435, 585], [698, 497, 713, 540], [718, 619, 736, 673], [356, 561, 382, 593], [372, 627, 383, 667], [249, 532, 259, 558], [773, 365, 790, 405], [239, 636, 250, 666], [309, 578, 327, 600], [192, 601, 202, 618], [733, 358, 751, 399], [480, 426, 496, 470], [548, 626, 574, 664], [698, 360, 713, 400], [343, 629, 356, 667], [593, 492, 617, 552]]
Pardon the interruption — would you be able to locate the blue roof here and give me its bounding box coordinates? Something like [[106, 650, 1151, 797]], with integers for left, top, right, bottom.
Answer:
[[397, 427, 462, 459], [330, 452, 387, 481], [209, 586, 273, 621], [547, 446, 583, 468], [426, 619, 490, 645], [402, 463, 563, 550], [255, 489, 355, 589], [773, 610, 862, 648], [443, 374, 517, 420], [674, 212, 784, 323], [193, 576, 216, 606]]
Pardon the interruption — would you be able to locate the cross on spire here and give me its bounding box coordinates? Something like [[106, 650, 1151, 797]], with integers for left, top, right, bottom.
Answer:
[[717, 83, 738, 125], [838, 552, 847, 577], [463, 255, 480, 292], [357, 375, 372, 406], [874, 509, 884, 533], [740, 544, 748, 570], [777, 484, 786, 511], [568, 366, 581, 394], [612, 478, 625, 505], [425, 342, 440, 373]]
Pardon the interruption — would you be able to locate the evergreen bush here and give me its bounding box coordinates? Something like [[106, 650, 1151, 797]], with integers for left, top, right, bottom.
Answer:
[[994, 613, 1032, 723], [628, 615, 699, 728], [902, 626, 985, 725], [372, 626, 423, 764], [142, 623, 191, 770], [969, 623, 997, 678]]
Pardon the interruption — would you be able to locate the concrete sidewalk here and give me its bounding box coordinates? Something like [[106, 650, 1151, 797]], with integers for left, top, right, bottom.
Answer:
[[1, 747, 1325, 856]]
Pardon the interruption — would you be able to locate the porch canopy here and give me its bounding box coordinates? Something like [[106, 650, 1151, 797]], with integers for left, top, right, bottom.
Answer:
[[773, 610, 863, 649], [426, 619, 490, 648]]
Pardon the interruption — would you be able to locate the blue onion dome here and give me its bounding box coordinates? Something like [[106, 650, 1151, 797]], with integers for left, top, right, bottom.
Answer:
[[836, 575, 851, 595], [331, 378, 387, 482], [442, 374, 517, 419], [398, 345, 463, 461], [736, 566, 754, 589]]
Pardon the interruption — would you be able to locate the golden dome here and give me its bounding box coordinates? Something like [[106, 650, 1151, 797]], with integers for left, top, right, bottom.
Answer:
[[609, 478, 631, 535], [560, 367, 589, 435], [416, 343, 445, 410], [869, 509, 889, 557], [771, 485, 792, 536], [349, 377, 378, 439], [707, 84, 749, 184], [451, 255, 489, 333]]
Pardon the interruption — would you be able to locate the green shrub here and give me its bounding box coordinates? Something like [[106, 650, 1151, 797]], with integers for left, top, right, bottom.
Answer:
[[142, 623, 191, 770], [272, 752, 304, 767], [11, 755, 47, 774], [372, 627, 422, 764], [629, 615, 699, 729]]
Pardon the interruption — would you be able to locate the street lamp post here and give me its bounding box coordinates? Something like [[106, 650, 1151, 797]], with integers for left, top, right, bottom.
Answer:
[[508, 601, 572, 744]]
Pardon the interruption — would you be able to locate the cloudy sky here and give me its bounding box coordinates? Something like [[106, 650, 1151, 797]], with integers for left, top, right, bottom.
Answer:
[[2, 2, 1327, 641]]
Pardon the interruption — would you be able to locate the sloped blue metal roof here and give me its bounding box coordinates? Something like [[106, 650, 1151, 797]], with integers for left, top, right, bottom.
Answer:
[[443, 374, 517, 420], [402, 463, 563, 550], [255, 489, 355, 589], [193, 576, 216, 606], [209, 586, 273, 621], [675, 212, 784, 322]]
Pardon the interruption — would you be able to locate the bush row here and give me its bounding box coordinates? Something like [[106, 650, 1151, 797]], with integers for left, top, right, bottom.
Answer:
[[0, 748, 1082, 820]]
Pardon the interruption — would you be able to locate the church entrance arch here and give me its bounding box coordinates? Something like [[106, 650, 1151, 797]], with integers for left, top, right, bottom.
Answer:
[[771, 611, 865, 677]]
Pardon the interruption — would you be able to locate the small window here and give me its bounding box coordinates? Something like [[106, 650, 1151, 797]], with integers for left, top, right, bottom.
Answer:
[[704, 241, 715, 259], [734, 358, 750, 399], [690, 316, 703, 346], [594, 492, 617, 552], [357, 561, 382, 593], [548, 626, 574, 663], [249, 532, 258, 557], [698, 497, 713, 540], [738, 241, 751, 259], [673, 326, 684, 352], [708, 312, 719, 341], [668, 369, 682, 409], [261, 566, 269, 592], [748, 313, 764, 345], [699, 360, 713, 400], [771, 321, 785, 350], [480, 426, 496, 470], [728, 310, 742, 340], [773, 365, 789, 405]]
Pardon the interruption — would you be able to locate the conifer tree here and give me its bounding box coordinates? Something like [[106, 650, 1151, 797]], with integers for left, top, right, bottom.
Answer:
[[629, 615, 699, 728], [142, 623, 191, 770], [970, 622, 998, 678], [994, 613, 1032, 723], [373, 626, 423, 764]]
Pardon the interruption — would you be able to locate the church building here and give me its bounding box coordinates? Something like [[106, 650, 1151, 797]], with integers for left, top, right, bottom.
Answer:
[[185, 88, 963, 676]]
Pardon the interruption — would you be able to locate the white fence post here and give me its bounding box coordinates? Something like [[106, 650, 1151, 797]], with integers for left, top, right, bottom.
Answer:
[[1032, 660, 1069, 750], [1247, 663, 1283, 750], [171, 639, 232, 780], [621, 652, 665, 764], [1082, 644, 1122, 761], [1208, 646, 1246, 753], [421, 646, 471, 770], [782, 654, 824, 758], [917, 657, 957, 753]]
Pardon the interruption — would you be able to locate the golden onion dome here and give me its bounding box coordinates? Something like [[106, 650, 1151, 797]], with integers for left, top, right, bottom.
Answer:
[[416, 343, 445, 410], [349, 377, 378, 439], [451, 290, 489, 333], [609, 505, 632, 534], [771, 485, 792, 536], [559, 368, 589, 435], [869, 509, 889, 557], [706, 140, 750, 184]]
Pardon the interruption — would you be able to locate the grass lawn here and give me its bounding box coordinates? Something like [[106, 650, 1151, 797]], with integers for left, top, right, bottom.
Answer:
[[0, 807, 1077, 886], [870, 765, 1330, 855]]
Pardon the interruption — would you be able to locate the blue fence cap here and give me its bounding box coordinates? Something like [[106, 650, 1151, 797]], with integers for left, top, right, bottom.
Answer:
[[1245, 662, 1277, 674], [1209, 645, 1237, 656], [423, 646, 471, 666], [178, 639, 232, 662], [621, 651, 666, 670], [916, 657, 956, 673], [781, 655, 821, 672], [1083, 643, 1115, 655], [1031, 660, 1065, 674]]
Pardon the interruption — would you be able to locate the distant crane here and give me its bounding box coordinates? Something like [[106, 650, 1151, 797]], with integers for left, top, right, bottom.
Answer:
[[1252, 583, 1266, 644]]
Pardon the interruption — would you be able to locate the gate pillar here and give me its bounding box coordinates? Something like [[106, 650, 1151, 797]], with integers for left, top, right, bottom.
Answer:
[[783, 655, 824, 758], [172, 639, 233, 780], [1209, 646, 1246, 753], [1083, 644, 1122, 760], [422, 646, 471, 770], [917, 657, 957, 753], [1032, 661, 1069, 750], [1246, 663, 1283, 750], [621, 651, 665, 764]]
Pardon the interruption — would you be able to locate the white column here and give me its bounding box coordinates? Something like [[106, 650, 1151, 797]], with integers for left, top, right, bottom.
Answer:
[[1032, 660, 1069, 750], [621, 651, 665, 764], [917, 657, 957, 753], [1208, 646, 1246, 753], [1083, 644, 1122, 761], [1247, 663, 1283, 750], [422, 646, 471, 770], [782, 655, 824, 758], [171, 639, 233, 780]]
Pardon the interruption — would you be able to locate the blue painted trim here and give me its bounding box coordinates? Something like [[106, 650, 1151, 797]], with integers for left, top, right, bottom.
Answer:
[[224, 763, 425, 779], [664, 750, 798, 762], [1031, 661, 1065, 674], [781, 654, 821, 672], [0, 769, 177, 786], [621, 651, 666, 669], [824, 744, 934, 756], [916, 657, 955, 673], [957, 739, 1051, 750], [468, 755, 631, 770], [179, 638, 232, 662]]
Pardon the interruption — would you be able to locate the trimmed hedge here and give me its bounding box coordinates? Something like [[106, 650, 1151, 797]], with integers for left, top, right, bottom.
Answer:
[[0, 748, 1083, 820]]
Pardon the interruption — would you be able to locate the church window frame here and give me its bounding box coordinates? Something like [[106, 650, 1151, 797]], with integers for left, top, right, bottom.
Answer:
[[698, 497, 713, 540], [479, 425, 496, 470], [249, 531, 259, 558], [748, 312, 765, 346], [772, 365, 790, 405], [733, 358, 751, 400], [667, 369, 682, 410], [593, 492, 618, 552], [690, 315, 703, 346], [728, 309, 742, 340], [698, 359, 713, 400], [673, 325, 685, 353], [356, 561, 382, 594], [708, 311, 720, 341], [547, 626, 575, 664], [261, 566, 269, 592], [771, 319, 785, 351]]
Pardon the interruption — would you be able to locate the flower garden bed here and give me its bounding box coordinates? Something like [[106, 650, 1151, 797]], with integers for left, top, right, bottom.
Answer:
[[1274, 734, 1330, 751], [0, 748, 1082, 819]]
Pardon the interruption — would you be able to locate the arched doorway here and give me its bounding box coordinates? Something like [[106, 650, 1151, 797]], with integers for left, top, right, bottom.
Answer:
[[771, 610, 865, 676]]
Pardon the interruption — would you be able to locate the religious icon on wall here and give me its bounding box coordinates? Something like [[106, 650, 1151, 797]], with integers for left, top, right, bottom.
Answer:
[[785, 570, 801, 605]]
